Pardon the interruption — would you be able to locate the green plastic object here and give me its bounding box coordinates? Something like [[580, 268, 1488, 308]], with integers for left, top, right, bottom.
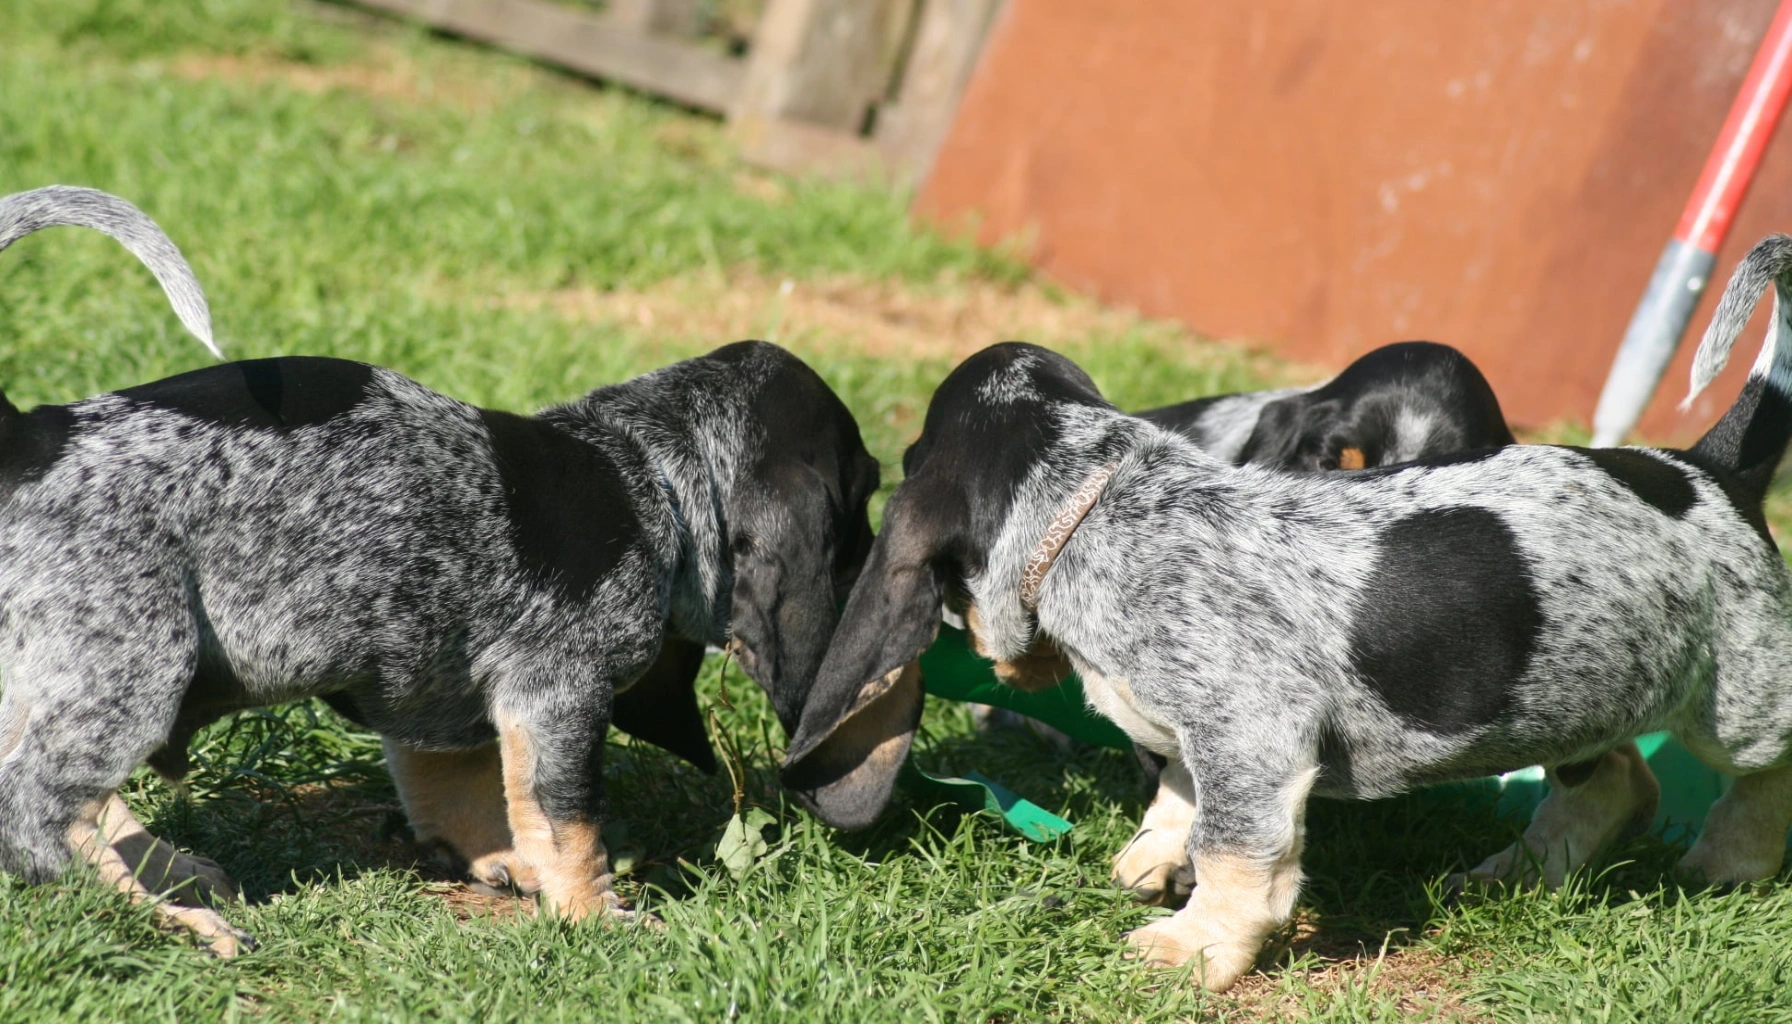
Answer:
[[913, 625, 1738, 841], [918, 626, 1132, 749], [898, 762, 1074, 841]]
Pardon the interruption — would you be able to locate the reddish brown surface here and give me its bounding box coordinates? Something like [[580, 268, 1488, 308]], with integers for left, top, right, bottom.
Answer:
[[918, 0, 1792, 441]]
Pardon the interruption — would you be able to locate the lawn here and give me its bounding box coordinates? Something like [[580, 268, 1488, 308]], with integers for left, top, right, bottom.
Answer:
[[4, 2, 1792, 1021]]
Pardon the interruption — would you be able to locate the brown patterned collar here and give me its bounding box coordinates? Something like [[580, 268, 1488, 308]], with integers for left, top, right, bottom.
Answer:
[[1018, 464, 1118, 611]]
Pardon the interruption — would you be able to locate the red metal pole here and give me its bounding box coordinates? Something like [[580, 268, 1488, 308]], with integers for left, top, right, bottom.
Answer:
[[1592, 0, 1792, 446]]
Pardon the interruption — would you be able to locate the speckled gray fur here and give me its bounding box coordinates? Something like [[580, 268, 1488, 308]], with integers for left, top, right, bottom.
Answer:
[[0, 188, 877, 887], [969, 387, 1792, 857], [803, 238, 1792, 868]]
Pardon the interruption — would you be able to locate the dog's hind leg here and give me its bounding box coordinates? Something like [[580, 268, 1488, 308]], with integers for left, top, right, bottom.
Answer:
[[384, 737, 541, 895], [1113, 760, 1198, 905], [1677, 764, 1792, 886], [67, 793, 253, 956], [1458, 741, 1659, 890], [0, 591, 245, 945], [94, 794, 240, 908], [1125, 750, 1319, 992]]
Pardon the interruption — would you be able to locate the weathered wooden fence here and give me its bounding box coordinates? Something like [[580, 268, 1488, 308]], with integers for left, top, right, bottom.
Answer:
[[351, 0, 1001, 186]]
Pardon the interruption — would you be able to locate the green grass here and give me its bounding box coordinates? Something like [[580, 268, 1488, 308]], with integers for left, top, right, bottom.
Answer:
[[3, 2, 1791, 1021]]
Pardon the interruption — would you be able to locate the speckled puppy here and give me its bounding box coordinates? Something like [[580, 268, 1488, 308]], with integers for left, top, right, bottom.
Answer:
[[976, 341, 1518, 836], [0, 187, 881, 955], [781, 234, 1792, 991], [1137, 340, 1514, 471]]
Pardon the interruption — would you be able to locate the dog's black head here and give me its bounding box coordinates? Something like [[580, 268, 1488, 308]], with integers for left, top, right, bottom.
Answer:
[[1238, 341, 1515, 470], [558, 341, 879, 770], [780, 343, 1111, 828], [705, 342, 882, 737]]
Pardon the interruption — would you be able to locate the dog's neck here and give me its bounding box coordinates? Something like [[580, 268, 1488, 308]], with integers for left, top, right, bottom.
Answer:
[[629, 427, 736, 644], [538, 391, 744, 647], [969, 409, 1153, 660]]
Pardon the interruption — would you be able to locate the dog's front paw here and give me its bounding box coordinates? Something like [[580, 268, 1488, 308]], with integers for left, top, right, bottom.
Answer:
[[1676, 836, 1784, 888], [468, 850, 542, 896], [1112, 828, 1195, 905], [1450, 843, 1540, 892], [158, 850, 241, 908], [1124, 913, 1258, 992], [538, 884, 657, 927]]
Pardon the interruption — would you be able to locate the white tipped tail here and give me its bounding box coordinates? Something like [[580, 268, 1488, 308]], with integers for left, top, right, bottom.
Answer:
[[0, 185, 222, 360], [1684, 234, 1792, 409]]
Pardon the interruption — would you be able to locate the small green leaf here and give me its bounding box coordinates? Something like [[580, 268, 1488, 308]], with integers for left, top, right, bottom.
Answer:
[[717, 811, 770, 880]]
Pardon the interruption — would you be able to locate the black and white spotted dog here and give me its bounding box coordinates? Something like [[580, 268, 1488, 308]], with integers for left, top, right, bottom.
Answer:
[[0, 187, 881, 955], [972, 341, 1516, 751], [1137, 340, 1515, 471], [779, 236, 1792, 991]]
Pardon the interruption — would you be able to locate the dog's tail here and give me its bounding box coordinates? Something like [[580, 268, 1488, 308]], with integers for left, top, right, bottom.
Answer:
[[1684, 234, 1792, 505], [0, 185, 222, 360]]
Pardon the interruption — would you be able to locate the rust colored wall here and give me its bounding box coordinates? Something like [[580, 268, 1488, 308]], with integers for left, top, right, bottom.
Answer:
[[917, 0, 1792, 440]]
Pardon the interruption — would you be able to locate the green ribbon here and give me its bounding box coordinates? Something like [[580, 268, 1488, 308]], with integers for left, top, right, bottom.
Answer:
[[917, 626, 1131, 749], [898, 626, 1127, 841]]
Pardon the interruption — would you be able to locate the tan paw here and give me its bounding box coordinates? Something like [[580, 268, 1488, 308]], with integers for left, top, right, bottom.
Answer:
[[1676, 837, 1784, 888], [1452, 842, 1545, 892], [538, 886, 656, 926], [106, 830, 241, 909], [1112, 828, 1194, 905], [157, 850, 241, 908], [1124, 914, 1258, 991], [468, 850, 541, 895], [157, 904, 257, 958]]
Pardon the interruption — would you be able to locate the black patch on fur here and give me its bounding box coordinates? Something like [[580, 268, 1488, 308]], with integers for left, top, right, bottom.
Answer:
[[321, 690, 372, 728], [1553, 758, 1600, 787], [1133, 744, 1168, 793], [480, 409, 638, 603], [0, 397, 73, 499], [611, 638, 716, 773], [1135, 394, 1231, 437], [1349, 507, 1543, 733], [1662, 450, 1779, 554], [1574, 447, 1697, 518], [118, 357, 376, 429], [1690, 374, 1792, 505]]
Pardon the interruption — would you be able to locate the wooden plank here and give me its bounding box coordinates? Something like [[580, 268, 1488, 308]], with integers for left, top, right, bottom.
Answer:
[[730, 0, 911, 132], [731, 113, 889, 180], [874, 0, 1002, 187], [352, 0, 743, 112], [607, 0, 700, 37]]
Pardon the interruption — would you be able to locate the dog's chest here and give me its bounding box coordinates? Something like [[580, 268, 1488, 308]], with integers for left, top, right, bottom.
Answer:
[[1079, 669, 1179, 755]]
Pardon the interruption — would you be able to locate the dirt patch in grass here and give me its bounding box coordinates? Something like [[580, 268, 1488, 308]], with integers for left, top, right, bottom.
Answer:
[[492, 271, 1305, 372], [165, 46, 535, 112], [1227, 914, 1491, 1022]]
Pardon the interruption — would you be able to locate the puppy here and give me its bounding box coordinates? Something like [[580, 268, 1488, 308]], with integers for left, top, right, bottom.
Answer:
[[975, 342, 1517, 785], [781, 235, 1792, 990], [1137, 340, 1515, 470], [0, 187, 883, 955]]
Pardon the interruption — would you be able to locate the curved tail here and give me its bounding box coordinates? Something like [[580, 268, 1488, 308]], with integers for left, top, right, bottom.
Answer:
[[0, 185, 222, 360], [1684, 234, 1792, 504]]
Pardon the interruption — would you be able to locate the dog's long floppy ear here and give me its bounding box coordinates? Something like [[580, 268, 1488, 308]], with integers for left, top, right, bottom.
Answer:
[[1235, 394, 1311, 468], [611, 637, 717, 773], [779, 486, 948, 829], [728, 457, 873, 738]]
